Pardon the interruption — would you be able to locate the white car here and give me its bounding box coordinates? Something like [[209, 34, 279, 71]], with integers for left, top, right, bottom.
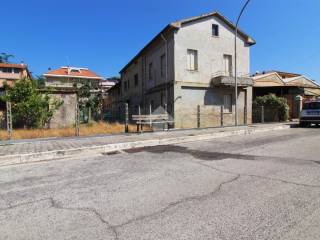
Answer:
[[299, 100, 320, 127]]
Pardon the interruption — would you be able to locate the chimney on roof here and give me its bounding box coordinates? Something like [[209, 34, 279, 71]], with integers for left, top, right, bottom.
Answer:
[[48, 67, 51, 71]]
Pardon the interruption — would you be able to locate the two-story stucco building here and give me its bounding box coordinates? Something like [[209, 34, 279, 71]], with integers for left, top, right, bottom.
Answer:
[[118, 11, 255, 128], [43, 66, 103, 89], [0, 63, 32, 88], [0, 63, 33, 127]]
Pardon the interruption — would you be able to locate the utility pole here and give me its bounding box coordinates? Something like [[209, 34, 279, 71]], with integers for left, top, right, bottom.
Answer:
[[235, 0, 251, 126]]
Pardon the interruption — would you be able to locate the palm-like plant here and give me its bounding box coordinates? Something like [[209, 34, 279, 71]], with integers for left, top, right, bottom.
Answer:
[[0, 53, 14, 63]]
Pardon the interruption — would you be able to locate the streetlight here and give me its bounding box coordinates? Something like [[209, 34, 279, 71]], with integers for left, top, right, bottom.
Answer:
[[235, 0, 251, 126]]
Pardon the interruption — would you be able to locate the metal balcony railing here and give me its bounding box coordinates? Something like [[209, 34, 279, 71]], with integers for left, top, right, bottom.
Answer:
[[211, 71, 251, 79], [211, 71, 253, 87]]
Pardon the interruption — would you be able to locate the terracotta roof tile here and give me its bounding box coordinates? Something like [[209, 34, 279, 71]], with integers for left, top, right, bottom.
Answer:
[[0, 63, 27, 69], [44, 67, 103, 80]]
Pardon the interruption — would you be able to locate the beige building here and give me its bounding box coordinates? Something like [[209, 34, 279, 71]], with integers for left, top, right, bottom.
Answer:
[[43, 66, 104, 128], [0, 63, 32, 128], [0, 63, 32, 88], [253, 71, 320, 118], [117, 11, 255, 128], [43, 66, 103, 89]]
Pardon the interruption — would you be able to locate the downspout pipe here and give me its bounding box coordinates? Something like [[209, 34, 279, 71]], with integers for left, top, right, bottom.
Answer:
[[161, 33, 168, 113]]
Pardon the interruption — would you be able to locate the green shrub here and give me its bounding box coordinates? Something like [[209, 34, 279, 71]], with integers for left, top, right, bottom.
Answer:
[[253, 94, 289, 122], [1, 78, 63, 129]]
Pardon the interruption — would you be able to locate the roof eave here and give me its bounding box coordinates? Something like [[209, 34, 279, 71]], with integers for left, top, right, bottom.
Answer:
[[178, 11, 255, 46], [119, 11, 255, 74], [247, 37, 256, 46], [43, 74, 103, 80], [119, 24, 178, 74]]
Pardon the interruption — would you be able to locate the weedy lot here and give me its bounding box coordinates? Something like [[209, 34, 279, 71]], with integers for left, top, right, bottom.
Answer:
[[0, 128, 320, 240], [0, 122, 146, 140]]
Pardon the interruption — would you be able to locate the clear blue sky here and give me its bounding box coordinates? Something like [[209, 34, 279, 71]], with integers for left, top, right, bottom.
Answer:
[[2, 0, 320, 81]]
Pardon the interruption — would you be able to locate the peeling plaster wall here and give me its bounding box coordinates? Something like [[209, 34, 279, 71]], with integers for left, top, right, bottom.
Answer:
[[49, 93, 77, 128]]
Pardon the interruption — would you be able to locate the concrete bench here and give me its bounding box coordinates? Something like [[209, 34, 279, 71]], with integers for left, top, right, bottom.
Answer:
[[132, 114, 173, 132]]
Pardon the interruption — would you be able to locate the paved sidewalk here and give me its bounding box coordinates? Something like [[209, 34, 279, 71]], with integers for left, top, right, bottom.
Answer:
[[0, 123, 293, 165]]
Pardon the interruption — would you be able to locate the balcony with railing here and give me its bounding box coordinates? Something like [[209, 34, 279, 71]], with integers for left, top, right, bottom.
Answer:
[[45, 81, 75, 88], [211, 71, 253, 87], [0, 72, 21, 80]]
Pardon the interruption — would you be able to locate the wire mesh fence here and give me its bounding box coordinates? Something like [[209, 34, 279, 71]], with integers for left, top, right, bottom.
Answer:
[[1, 100, 252, 140], [1, 102, 248, 140], [252, 105, 286, 123]]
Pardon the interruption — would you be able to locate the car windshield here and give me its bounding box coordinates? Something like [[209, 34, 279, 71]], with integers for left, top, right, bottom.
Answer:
[[303, 102, 320, 110]]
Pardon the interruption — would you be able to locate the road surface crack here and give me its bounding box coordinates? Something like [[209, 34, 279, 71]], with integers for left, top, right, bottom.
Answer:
[[114, 174, 240, 229], [195, 161, 320, 189], [0, 197, 119, 240], [0, 197, 52, 211], [51, 199, 119, 240]]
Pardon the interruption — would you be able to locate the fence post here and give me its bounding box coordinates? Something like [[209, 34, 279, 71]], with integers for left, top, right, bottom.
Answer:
[[137, 105, 141, 133], [220, 105, 224, 127], [149, 104, 152, 128], [125, 103, 129, 133], [164, 103, 168, 131], [244, 104, 247, 125], [75, 95, 80, 137], [197, 105, 200, 128], [261, 105, 264, 123], [6, 101, 12, 140]]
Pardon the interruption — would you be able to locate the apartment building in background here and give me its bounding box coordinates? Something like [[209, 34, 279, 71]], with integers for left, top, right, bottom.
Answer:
[[0, 62, 32, 88], [0, 62, 32, 127], [43, 66, 104, 128], [43, 66, 103, 89]]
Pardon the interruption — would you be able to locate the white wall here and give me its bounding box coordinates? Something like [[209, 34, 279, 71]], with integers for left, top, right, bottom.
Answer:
[[174, 16, 250, 84]]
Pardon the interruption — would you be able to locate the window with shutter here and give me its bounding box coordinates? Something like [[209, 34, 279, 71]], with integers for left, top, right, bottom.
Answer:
[[187, 49, 198, 71]]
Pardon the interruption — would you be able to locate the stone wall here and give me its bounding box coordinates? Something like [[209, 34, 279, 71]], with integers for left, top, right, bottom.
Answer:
[[49, 92, 77, 128]]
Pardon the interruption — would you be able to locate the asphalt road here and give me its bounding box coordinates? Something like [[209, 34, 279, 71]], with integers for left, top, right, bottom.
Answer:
[[0, 128, 320, 240]]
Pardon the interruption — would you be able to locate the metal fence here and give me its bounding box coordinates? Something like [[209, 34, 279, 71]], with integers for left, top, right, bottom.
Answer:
[[252, 105, 285, 123], [1, 100, 250, 140], [1, 100, 284, 139]]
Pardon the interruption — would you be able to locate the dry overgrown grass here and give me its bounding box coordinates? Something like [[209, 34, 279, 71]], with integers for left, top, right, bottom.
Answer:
[[0, 122, 147, 141]]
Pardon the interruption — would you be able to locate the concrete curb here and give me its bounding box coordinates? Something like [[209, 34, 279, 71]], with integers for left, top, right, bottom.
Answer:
[[0, 124, 290, 166]]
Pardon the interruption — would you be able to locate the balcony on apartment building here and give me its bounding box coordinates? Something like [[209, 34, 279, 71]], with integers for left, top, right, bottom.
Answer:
[[211, 71, 253, 87], [45, 80, 75, 88], [0, 72, 22, 80]]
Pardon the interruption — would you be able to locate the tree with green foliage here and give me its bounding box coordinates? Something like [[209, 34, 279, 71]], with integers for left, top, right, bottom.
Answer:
[[253, 94, 289, 122], [33, 75, 46, 89], [1, 78, 63, 129], [75, 80, 102, 123]]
